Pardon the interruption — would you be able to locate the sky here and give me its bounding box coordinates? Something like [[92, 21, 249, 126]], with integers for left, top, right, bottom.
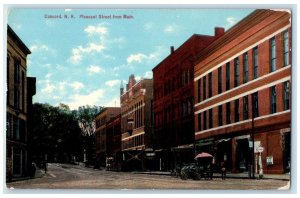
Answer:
[[7, 8, 254, 110]]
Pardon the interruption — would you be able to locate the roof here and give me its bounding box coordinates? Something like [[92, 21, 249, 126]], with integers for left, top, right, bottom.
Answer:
[[7, 25, 31, 55]]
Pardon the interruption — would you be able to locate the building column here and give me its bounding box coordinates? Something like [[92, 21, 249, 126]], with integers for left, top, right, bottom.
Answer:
[[231, 138, 237, 173]]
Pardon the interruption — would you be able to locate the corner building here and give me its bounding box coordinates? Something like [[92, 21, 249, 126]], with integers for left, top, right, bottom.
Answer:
[[95, 107, 121, 168], [7, 25, 36, 181], [194, 10, 291, 174], [120, 75, 153, 171], [152, 30, 224, 171]]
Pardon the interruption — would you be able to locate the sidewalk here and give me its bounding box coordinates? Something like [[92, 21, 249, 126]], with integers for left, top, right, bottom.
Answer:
[[7, 168, 46, 183], [134, 171, 290, 181]]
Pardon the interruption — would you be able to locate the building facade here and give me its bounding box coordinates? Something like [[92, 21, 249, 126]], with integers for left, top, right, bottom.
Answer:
[[105, 114, 122, 170], [95, 107, 121, 168], [152, 30, 224, 171], [194, 10, 291, 174], [120, 75, 153, 171], [6, 25, 36, 181]]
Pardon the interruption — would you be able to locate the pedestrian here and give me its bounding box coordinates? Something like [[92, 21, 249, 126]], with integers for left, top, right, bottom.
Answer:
[[221, 162, 226, 180], [30, 162, 36, 179], [44, 161, 47, 173]]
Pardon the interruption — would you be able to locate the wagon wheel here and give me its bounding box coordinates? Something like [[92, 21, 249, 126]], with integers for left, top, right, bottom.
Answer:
[[180, 172, 188, 180]]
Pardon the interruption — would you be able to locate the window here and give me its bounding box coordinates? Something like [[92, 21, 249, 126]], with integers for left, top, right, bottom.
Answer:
[[14, 60, 20, 84], [22, 71, 25, 111], [234, 57, 239, 87], [209, 109, 213, 129], [226, 62, 230, 91], [270, 37, 276, 72], [197, 113, 201, 131], [243, 96, 249, 120], [197, 79, 201, 103], [270, 86, 277, 114], [283, 81, 290, 110], [234, 99, 239, 122], [283, 30, 289, 66], [208, 72, 212, 98], [14, 89, 19, 109], [252, 92, 259, 118], [203, 76, 206, 100], [218, 67, 222, 94], [243, 53, 249, 83], [203, 111, 207, 130], [218, 105, 223, 126], [226, 102, 231, 124], [253, 47, 258, 79], [7, 57, 10, 100]]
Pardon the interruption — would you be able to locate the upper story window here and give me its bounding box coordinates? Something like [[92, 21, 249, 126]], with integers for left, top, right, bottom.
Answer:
[[253, 47, 258, 79], [14, 59, 20, 84], [234, 57, 239, 87], [226, 102, 231, 124], [203, 111, 207, 130], [197, 79, 201, 103], [203, 76, 206, 100], [197, 113, 201, 131], [270, 37, 276, 72], [218, 67, 222, 94], [243, 96, 249, 120], [234, 99, 239, 122], [283, 30, 289, 66], [209, 109, 213, 129], [218, 105, 223, 126], [208, 72, 212, 98], [243, 53, 249, 83], [283, 81, 290, 110], [226, 62, 230, 91], [252, 92, 259, 118], [270, 86, 277, 114]]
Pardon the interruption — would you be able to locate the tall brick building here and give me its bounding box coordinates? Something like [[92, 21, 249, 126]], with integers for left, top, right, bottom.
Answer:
[[120, 75, 153, 170], [194, 10, 291, 174], [152, 30, 224, 171], [6, 25, 36, 181], [95, 107, 120, 167]]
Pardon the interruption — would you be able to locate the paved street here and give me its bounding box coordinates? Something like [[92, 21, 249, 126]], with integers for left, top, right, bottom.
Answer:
[[6, 163, 289, 191]]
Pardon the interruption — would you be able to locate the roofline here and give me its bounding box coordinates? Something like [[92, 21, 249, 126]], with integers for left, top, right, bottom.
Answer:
[[7, 25, 31, 55], [152, 34, 215, 72]]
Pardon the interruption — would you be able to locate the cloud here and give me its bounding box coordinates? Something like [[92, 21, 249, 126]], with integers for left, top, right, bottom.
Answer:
[[135, 76, 142, 81], [41, 83, 55, 94], [65, 89, 105, 110], [69, 43, 105, 64], [45, 73, 52, 79], [103, 97, 120, 108], [29, 44, 50, 52], [127, 53, 148, 64], [84, 24, 108, 36], [144, 22, 154, 31], [65, 9, 72, 12], [226, 17, 238, 29], [87, 65, 105, 74], [105, 80, 120, 88], [144, 71, 153, 79], [164, 24, 179, 33], [71, 81, 85, 90]]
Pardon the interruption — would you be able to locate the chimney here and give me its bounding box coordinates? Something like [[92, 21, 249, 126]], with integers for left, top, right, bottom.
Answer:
[[215, 27, 225, 38], [170, 46, 174, 54]]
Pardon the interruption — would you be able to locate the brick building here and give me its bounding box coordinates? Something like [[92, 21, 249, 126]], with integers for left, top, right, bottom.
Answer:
[[6, 25, 36, 181], [105, 114, 122, 170], [95, 107, 120, 168], [120, 75, 153, 170], [152, 30, 224, 171], [194, 10, 291, 174]]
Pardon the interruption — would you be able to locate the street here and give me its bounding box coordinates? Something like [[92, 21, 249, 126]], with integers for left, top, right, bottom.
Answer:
[[6, 163, 289, 191]]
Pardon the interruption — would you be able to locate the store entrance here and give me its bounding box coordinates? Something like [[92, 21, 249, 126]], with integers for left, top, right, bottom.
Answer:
[[235, 139, 251, 173]]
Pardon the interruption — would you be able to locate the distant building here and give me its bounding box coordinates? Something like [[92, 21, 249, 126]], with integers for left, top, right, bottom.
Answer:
[[6, 25, 36, 181], [152, 30, 224, 171], [105, 114, 121, 170], [194, 10, 291, 174], [120, 75, 153, 171], [95, 107, 121, 168]]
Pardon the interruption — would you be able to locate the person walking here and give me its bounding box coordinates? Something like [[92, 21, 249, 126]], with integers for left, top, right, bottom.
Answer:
[[30, 162, 36, 179], [221, 162, 226, 180]]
